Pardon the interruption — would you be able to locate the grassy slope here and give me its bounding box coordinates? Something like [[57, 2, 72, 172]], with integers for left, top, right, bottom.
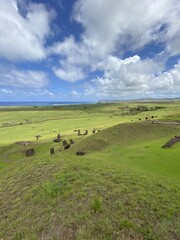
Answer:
[[0, 101, 180, 240]]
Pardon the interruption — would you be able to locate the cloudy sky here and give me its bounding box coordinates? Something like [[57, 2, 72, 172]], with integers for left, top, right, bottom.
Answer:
[[0, 0, 180, 101]]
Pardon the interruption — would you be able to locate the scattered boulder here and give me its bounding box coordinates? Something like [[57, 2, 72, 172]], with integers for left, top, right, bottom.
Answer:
[[92, 128, 96, 134], [139, 118, 141, 121], [24, 141, 31, 146], [70, 139, 75, 144], [64, 143, 70, 150], [151, 120, 159, 124], [162, 136, 180, 148], [76, 151, 86, 156], [50, 147, 55, 155], [26, 148, 35, 157], [17, 141, 31, 146]]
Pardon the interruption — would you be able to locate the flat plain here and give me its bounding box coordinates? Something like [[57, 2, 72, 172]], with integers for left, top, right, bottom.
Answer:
[[0, 100, 180, 240]]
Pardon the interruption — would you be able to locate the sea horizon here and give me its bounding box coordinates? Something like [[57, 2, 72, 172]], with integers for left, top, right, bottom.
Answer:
[[0, 101, 94, 107]]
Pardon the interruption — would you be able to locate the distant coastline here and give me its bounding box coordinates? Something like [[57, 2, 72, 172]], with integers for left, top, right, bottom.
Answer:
[[0, 101, 92, 107]]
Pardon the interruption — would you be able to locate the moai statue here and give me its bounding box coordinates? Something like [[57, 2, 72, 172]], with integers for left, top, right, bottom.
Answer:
[[62, 140, 67, 146], [26, 148, 35, 157], [70, 139, 75, 144], [64, 144, 70, 150], [50, 147, 55, 155], [57, 133, 61, 140], [92, 128, 96, 134], [53, 133, 61, 142], [77, 130, 81, 136], [83, 130, 88, 135], [35, 135, 41, 140]]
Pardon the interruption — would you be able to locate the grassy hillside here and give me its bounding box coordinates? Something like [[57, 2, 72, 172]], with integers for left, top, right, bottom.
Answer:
[[72, 122, 179, 151], [0, 101, 180, 240]]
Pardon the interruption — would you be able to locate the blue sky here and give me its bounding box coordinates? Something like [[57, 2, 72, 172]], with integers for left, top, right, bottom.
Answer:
[[0, 0, 180, 101]]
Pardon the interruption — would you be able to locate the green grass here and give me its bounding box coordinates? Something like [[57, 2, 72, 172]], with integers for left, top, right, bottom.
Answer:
[[0, 100, 180, 239]]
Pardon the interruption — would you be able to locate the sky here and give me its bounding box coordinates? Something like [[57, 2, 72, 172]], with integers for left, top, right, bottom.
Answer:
[[0, 0, 180, 102]]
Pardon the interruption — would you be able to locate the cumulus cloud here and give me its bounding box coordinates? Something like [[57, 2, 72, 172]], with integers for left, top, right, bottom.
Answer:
[[53, 64, 86, 82], [84, 56, 180, 99], [49, 36, 97, 81], [0, 0, 55, 61], [49, 36, 89, 65], [73, 0, 180, 56], [50, 0, 180, 86], [71, 90, 80, 96], [0, 65, 48, 88]]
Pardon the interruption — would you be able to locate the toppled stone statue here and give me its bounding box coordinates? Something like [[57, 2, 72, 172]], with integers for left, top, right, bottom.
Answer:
[[162, 136, 180, 148], [26, 148, 35, 157]]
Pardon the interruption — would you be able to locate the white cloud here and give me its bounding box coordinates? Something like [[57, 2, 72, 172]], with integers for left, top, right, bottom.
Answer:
[[83, 56, 180, 99], [0, 65, 48, 88], [0, 89, 13, 94], [73, 0, 180, 56], [49, 36, 97, 82], [53, 64, 86, 82], [49, 36, 94, 66], [0, 0, 55, 61], [71, 90, 79, 96], [49, 0, 180, 86], [39, 90, 55, 96]]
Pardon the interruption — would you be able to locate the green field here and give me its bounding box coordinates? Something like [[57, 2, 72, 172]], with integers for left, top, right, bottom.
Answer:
[[0, 101, 180, 240]]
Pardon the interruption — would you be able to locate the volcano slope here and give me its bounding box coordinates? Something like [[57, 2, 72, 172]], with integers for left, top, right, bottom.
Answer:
[[0, 114, 180, 239]]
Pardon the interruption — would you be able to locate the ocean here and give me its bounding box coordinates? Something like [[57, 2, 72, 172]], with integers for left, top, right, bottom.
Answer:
[[0, 101, 92, 107]]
